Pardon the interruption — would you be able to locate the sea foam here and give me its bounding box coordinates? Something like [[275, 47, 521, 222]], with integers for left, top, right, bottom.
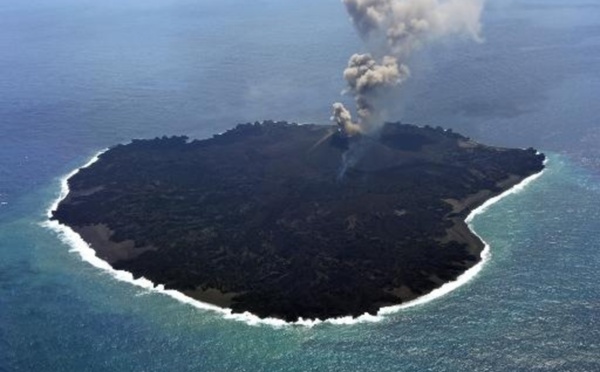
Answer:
[[42, 150, 547, 328]]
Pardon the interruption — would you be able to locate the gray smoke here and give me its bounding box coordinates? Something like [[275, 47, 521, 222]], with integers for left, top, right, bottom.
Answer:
[[332, 0, 484, 136], [331, 102, 362, 136], [341, 54, 410, 133]]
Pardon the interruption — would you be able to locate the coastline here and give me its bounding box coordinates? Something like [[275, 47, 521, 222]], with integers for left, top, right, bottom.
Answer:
[[379, 164, 547, 315], [42, 150, 547, 327]]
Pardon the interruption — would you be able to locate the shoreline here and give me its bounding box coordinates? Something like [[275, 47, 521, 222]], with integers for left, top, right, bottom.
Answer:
[[42, 150, 547, 327]]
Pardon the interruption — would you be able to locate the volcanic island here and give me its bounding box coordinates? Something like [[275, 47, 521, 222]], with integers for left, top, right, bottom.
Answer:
[[51, 121, 545, 321]]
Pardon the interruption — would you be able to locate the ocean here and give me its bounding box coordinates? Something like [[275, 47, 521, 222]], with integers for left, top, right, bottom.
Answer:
[[1, 0, 599, 370]]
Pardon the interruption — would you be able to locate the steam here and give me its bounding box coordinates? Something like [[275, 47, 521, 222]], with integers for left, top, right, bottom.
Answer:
[[332, 0, 485, 136], [331, 102, 362, 136]]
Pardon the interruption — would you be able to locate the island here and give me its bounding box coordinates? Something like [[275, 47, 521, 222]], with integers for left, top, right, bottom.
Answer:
[[51, 121, 545, 321]]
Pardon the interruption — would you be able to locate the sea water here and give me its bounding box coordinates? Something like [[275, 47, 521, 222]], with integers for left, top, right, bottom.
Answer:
[[1, 0, 599, 370]]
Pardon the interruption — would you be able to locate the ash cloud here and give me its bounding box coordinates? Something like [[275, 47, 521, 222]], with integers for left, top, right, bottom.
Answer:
[[332, 0, 484, 136], [331, 102, 362, 136]]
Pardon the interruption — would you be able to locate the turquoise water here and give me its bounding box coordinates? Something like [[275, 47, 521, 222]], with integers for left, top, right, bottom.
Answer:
[[2, 0, 600, 370]]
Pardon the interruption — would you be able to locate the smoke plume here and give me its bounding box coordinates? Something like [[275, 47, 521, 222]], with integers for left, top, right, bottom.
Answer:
[[332, 0, 484, 136]]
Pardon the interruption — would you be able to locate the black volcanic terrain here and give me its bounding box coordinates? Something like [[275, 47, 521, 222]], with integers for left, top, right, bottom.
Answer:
[[52, 121, 545, 321]]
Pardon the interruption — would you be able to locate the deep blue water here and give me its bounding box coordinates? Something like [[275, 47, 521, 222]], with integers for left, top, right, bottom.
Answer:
[[1, 0, 599, 370]]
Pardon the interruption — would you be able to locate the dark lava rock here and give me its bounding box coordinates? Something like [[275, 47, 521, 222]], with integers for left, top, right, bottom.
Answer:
[[51, 121, 545, 321]]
